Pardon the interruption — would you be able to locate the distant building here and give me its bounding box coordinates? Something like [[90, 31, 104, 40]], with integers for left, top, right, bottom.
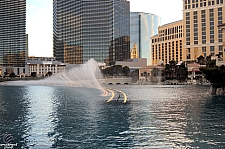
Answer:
[[183, 0, 225, 61], [115, 58, 147, 70], [138, 65, 165, 84], [130, 12, 161, 65], [26, 57, 66, 77], [151, 20, 184, 65], [218, 23, 225, 61], [53, 0, 130, 66], [0, 0, 26, 67], [26, 34, 29, 58], [187, 63, 206, 84], [130, 43, 139, 59]]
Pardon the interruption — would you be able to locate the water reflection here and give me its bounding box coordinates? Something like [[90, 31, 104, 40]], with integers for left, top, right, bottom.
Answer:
[[0, 85, 225, 148], [22, 86, 57, 148], [0, 86, 30, 148], [49, 87, 132, 148]]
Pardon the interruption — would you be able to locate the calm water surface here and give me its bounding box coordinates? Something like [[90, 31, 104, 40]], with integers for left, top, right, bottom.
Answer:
[[0, 85, 225, 148]]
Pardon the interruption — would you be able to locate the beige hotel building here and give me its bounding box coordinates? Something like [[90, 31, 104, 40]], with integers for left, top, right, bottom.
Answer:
[[151, 20, 184, 65], [183, 0, 225, 61], [152, 0, 225, 65]]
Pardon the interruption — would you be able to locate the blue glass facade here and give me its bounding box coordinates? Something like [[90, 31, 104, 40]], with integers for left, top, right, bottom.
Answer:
[[0, 0, 26, 66], [130, 12, 161, 65], [53, 0, 130, 65]]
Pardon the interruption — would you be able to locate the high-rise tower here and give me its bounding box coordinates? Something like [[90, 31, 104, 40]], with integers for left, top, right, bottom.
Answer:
[[130, 12, 161, 65], [53, 0, 130, 65], [183, 0, 225, 60], [0, 0, 26, 66]]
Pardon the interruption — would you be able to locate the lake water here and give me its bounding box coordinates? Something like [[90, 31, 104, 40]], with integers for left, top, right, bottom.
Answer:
[[0, 84, 225, 148]]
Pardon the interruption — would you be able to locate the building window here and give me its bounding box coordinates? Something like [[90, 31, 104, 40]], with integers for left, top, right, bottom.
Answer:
[[210, 46, 214, 52], [202, 47, 206, 52], [219, 45, 223, 51], [187, 54, 191, 59]]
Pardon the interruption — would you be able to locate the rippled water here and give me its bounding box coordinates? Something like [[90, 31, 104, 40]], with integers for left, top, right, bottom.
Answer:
[[0, 85, 225, 148]]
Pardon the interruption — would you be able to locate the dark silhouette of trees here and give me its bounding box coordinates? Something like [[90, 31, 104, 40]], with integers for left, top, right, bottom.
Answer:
[[197, 55, 206, 65], [200, 65, 225, 88], [102, 65, 130, 77], [122, 66, 130, 76], [165, 60, 187, 80], [9, 72, 16, 78], [130, 69, 139, 83]]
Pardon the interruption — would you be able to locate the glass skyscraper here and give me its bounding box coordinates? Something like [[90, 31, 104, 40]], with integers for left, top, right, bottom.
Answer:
[[0, 0, 26, 66], [130, 12, 161, 65], [53, 0, 130, 65]]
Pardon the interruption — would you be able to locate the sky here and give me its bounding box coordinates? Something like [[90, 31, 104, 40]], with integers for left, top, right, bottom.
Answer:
[[26, 0, 183, 57]]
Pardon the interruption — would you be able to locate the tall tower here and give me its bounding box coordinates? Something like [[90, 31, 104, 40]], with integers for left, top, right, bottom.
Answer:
[[53, 0, 130, 66], [130, 12, 161, 65], [183, 0, 225, 61], [0, 0, 27, 66]]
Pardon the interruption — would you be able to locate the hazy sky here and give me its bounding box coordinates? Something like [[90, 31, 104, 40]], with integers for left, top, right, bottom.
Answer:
[[26, 0, 183, 57]]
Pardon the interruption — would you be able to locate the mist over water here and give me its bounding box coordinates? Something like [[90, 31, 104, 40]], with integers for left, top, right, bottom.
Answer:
[[1, 58, 105, 92]]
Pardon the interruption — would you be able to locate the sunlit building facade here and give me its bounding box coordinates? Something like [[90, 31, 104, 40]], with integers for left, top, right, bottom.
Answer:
[[130, 12, 161, 65], [0, 0, 26, 67], [151, 20, 184, 65], [53, 0, 130, 65], [130, 43, 138, 59], [183, 0, 225, 61]]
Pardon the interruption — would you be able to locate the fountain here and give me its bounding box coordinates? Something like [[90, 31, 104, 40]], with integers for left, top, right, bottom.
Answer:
[[1, 58, 106, 95]]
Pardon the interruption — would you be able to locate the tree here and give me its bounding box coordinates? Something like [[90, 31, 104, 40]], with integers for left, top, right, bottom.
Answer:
[[175, 62, 187, 81], [165, 61, 187, 81], [200, 65, 225, 88], [9, 72, 16, 78], [122, 66, 130, 76], [130, 69, 138, 83], [165, 60, 177, 80], [31, 72, 37, 77], [197, 55, 206, 65], [114, 65, 123, 75]]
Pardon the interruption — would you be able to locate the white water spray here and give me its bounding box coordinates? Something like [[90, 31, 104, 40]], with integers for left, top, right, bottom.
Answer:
[[1, 59, 106, 94]]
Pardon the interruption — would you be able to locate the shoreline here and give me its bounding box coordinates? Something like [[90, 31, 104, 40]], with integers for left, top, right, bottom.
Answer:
[[0, 77, 45, 82]]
